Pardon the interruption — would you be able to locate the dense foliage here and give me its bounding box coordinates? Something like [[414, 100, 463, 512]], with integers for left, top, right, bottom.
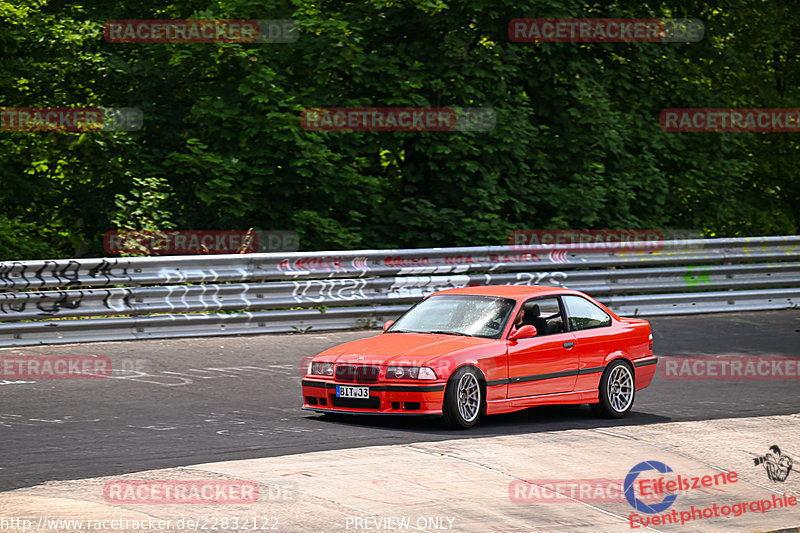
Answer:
[[1, 0, 798, 259]]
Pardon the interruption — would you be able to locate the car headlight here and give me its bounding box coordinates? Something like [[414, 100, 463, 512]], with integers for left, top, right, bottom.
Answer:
[[386, 366, 437, 380], [308, 362, 335, 377]]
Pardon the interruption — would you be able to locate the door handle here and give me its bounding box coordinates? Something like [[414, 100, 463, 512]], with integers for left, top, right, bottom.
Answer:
[[563, 342, 574, 349]]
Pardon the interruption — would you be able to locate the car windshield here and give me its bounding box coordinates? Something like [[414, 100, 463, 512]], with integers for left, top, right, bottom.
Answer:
[[388, 294, 516, 339]]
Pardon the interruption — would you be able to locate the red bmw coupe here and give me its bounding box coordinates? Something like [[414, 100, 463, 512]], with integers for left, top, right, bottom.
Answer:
[[301, 285, 657, 429]]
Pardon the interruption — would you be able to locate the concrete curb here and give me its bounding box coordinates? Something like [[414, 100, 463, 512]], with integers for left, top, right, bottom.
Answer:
[[1, 414, 798, 532]]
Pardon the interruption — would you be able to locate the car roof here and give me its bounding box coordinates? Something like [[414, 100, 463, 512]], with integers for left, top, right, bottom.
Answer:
[[429, 285, 575, 301]]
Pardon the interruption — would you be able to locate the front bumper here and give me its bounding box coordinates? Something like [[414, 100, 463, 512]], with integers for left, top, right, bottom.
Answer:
[[301, 378, 446, 415]]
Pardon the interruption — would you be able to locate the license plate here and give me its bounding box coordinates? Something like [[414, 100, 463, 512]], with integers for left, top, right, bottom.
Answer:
[[336, 385, 369, 399]]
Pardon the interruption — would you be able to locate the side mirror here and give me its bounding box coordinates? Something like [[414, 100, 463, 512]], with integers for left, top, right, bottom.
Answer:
[[383, 320, 395, 332], [509, 325, 537, 340]]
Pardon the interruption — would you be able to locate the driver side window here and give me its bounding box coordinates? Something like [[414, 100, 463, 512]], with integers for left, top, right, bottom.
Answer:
[[517, 297, 564, 336]]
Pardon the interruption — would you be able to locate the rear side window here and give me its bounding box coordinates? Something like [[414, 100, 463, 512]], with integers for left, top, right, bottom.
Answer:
[[563, 295, 611, 331]]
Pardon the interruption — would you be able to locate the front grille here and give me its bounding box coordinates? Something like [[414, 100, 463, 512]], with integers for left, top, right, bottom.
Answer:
[[330, 395, 381, 409], [335, 365, 379, 383]]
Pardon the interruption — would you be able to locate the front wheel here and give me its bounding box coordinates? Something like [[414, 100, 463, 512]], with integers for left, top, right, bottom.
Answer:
[[590, 360, 635, 418], [442, 367, 483, 429]]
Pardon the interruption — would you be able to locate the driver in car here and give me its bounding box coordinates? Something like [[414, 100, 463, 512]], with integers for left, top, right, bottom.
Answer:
[[513, 307, 526, 329], [512, 302, 549, 335]]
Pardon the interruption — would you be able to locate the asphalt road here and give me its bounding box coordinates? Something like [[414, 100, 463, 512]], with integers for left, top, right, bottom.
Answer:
[[1, 310, 798, 493]]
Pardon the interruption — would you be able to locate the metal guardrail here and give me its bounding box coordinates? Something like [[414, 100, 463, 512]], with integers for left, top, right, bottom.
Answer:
[[0, 236, 798, 346]]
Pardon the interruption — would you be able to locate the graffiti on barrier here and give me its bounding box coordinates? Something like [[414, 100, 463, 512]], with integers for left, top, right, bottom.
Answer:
[[0, 259, 129, 290], [387, 275, 471, 298], [86, 259, 130, 284], [278, 256, 349, 277], [0, 289, 135, 318], [513, 272, 569, 286], [0, 290, 85, 316], [291, 279, 368, 303], [386, 272, 568, 299], [1, 260, 82, 289]]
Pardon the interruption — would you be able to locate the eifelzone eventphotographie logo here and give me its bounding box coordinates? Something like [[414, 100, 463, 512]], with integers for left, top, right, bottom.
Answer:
[[754, 445, 793, 482]]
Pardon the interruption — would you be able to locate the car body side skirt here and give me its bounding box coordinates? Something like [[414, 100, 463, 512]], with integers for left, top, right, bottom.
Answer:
[[486, 388, 600, 414]]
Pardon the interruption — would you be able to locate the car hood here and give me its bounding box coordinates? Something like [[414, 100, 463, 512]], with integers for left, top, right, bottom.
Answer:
[[317, 332, 495, 366]]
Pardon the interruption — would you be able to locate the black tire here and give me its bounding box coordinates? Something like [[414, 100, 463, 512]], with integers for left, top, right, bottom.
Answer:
[[442, 366, 484, 429], [590, 360, 635, 418]]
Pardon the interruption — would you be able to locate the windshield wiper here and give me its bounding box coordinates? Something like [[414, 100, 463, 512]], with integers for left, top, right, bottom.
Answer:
[[426, 330, 471, 336]]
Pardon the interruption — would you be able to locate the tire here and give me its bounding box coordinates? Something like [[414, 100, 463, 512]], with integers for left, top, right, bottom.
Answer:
[[442, 366, 484, 429], [590, 360, 635, 418]]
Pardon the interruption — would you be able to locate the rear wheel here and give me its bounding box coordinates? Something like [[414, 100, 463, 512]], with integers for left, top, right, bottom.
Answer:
[[442, 366, 483, 429], [590, 360, 634, 418]]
